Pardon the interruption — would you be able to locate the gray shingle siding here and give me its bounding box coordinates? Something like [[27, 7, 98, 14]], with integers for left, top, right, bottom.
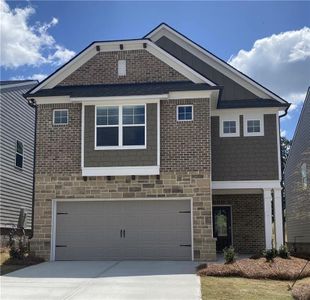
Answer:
[[211, 114, 279, 181], [155, 36, 258, 100], [0, 83, 36, 230], [84, 104, 157, 167], [285, 88, 310, 248]]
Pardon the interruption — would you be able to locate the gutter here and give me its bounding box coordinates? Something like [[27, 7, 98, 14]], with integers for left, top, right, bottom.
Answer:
[[278, 102, 291, 245], [26, 98, 37, 239]]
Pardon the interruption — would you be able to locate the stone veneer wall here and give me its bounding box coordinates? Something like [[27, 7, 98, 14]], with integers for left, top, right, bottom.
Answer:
[[32, 173, 215, 260], [213, 194, 265, 254]]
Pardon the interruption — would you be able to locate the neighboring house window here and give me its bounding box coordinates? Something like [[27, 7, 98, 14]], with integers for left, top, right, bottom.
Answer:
[[118, 60, 126, 76], [53, 109, 68, 125], [177, 105, 193, 121], [15, 140, 24, 169], [243, 114, 264, 136], [95, 105, 146, 149], [223, 121, 236, 134], [220, 115, 240, 137], [301, 163, 308, 190]]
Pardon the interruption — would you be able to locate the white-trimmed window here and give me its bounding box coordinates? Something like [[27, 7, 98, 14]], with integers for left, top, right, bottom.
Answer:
[[177, 105, 193, 121], [15, 140, 24, 169], [53, 109, 68, 125], [118, 60, 126, 76], [220, 115, 240, 137], [95, 104, 146, 149], [244, 114, 264, 136], [301, 163, 308, 190]]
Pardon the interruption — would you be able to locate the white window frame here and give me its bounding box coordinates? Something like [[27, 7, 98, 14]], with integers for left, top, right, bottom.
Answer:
[[118, 60, 126, 76], [220, 114, 240, 137], [176, 105, 193, 121], [15, 140, 24, 170], [243, 113, 264, 137], [301, 162, 308, 190], [53, 109, 69, 125], [95, 104, 147, 150]]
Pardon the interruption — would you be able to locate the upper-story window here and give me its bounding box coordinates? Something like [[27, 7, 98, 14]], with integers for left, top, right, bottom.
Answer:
[[223, 121, 236, 134], [220, 115, 240, 137], [301, 162, 308, 190], [15, 140, 24, 169], [95, 104, 146, 149], [244, 114, 264, 136], [118, 60, 126, 76], [53, 109, 68, 125], [177, 105, 193, 121]]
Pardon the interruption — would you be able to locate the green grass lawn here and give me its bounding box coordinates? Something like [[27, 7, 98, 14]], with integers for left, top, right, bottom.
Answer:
[[201, 276, 310, 300]]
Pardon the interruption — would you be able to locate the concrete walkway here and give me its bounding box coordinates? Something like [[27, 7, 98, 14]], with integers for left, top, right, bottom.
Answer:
[[0, 261, 200, 300]]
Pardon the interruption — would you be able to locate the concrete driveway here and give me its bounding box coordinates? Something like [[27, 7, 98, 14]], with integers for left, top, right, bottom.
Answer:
[[0, 261, 200, 300]]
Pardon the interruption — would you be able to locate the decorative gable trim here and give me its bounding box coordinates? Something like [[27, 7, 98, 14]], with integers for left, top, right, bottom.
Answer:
[[28, 39, 216, 95], [145, 23, 288, 105]]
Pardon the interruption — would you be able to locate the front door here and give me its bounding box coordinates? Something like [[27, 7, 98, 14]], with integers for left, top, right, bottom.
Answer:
[[212, 206, 232, 252]]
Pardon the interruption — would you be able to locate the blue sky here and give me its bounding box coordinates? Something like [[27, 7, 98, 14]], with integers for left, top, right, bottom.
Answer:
[[1, 1, 310, 139]]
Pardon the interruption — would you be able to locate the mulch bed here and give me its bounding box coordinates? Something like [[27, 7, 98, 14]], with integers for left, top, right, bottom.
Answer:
[[198, 257, 310, 280]]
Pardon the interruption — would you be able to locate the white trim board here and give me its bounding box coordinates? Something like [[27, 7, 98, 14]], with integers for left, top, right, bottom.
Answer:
[[146, 24, 287, 104], [29, 39, 216, 94], [50, 197, 194, 261], [212, 180, 282, 189], [82, 166, 160, 176]]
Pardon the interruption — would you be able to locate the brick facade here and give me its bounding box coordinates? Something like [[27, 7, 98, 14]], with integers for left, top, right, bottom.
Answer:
[[213, 194, 265, 254], [32, 95, 216, 260], [59, 50, 186, 86]]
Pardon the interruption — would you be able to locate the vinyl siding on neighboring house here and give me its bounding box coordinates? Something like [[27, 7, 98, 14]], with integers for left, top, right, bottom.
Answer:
[[211, 114, 279, 181], [285, 89, 310, 248], [0, 83, 36, 230]]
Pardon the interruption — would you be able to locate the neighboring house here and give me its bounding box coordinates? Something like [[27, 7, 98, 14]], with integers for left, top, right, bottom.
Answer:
[[285, 88, 310, 254], [0, 80, 37, 239], [25, 23, 289, 261]]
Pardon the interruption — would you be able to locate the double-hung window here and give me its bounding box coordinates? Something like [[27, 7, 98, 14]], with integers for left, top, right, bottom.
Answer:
[[15, 140, 24, 169], [95, 105, 146, 149], [53, 109, 68, 125], [177, 105, 193, 121], [223, 121, 236, 134]]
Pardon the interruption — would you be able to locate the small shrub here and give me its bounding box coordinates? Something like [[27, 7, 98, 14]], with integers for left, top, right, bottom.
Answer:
[[278, 245, 290, 259], [223, 246, 236, 264], [196, 263, 208, 272], [263, 248, 278, 262], [9, 240, 29, 260]]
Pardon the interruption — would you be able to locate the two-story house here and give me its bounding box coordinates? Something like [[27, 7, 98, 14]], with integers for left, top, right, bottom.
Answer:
[[0, 80, 37, 241], [25, 24, 289, 261], [285, 88, 310, 255]]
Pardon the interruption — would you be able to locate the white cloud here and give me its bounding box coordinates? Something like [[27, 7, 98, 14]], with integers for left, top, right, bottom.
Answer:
[[11, 73, 47, 82], [280, 129, 287, 137], [0, 0, 75, 68], [228, 27, 310, 111]]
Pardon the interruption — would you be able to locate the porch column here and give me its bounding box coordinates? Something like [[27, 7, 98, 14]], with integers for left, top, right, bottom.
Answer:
[[273, 188, 284, 248], [263, 188, 273, 249]]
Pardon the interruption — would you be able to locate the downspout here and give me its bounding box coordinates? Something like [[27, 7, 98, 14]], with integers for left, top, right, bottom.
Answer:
[[279, 104, 291, 245], [26, 98, 37, 239]]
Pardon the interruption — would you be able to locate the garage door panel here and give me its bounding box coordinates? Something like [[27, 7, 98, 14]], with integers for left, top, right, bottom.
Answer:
[[55, 200, 191, 260]]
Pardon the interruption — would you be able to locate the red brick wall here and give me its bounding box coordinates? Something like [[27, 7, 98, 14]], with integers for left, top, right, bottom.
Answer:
[[36, 103, 81, 175], [161, 98, 211, 172], [59, 50, 186, 86]]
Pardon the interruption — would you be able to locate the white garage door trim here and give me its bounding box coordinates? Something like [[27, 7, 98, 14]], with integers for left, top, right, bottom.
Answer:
[[50, 197, 194, 261]]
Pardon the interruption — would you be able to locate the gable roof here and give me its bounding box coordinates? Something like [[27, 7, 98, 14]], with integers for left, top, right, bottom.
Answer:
[[145, 23, 289, 106], [26, 39, 217, 96]]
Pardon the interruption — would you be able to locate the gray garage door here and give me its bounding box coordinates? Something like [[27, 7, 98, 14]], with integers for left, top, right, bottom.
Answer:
[[55, 200, 192, 260]]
